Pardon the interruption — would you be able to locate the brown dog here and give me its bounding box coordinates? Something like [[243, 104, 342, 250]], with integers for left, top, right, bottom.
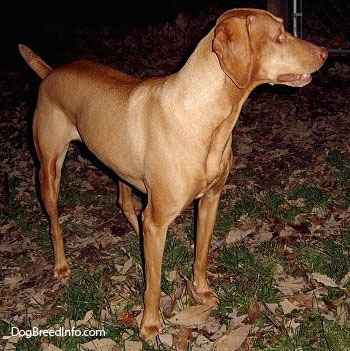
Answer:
[[19, 8, 327, 340]]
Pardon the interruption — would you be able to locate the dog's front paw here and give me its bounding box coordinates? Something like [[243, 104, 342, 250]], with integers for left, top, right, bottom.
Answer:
[[194, 289, 218, 307], [140, 322, 161, 341], [54, 262, 71, 279], [188, 281, 218, 307]]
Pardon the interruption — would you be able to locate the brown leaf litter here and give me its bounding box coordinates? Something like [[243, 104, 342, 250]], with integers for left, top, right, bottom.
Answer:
[[1, 6, 350, 350]]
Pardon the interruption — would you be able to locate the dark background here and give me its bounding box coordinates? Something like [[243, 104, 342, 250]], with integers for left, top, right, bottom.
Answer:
[[1, 0, 266, 69], [1, 0, 349, 71]]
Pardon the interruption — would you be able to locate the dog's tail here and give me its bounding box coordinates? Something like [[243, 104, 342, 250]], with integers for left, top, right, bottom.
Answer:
[[18, 44, 53, 79]]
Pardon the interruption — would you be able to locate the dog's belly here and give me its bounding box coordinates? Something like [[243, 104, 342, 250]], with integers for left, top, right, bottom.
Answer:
[[78, 133, 147, 193], [97, 153, 146, 193]]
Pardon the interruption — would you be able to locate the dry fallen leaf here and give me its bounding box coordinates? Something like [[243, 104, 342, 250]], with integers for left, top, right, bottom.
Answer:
[[265, 303, 279, 314], [158, 333, 173, 347], [124, 340, 142, 351], [3, 336, 20, 351], [193, 334, 214, 350], [227, 310, 248, 326], [276, 276, 306, 295], [76, 310, 94, 327], [286, 320, 301, 337], [160, 294, 176, 318], [110, 275, 127, 282], [311, 272, 339, 288], [255, 230, 273, 243], [174, 327, 193, 351], [3, 273, 22, 288], [79, 338, 118, 351], [225, 227, 253, 244], [280, 298, 301, 315], [336, 304, 348, 326], [175, 12, 189, 31], [213, 324, 251, 351], [205, 316, 224, 336], [120, 257, 134, 275], [247, 301, 262, 324], [340, 271, 350, 286], [118, 311, 136, 326], [168, 305, 212, 326], [41, 343, 63, 351]]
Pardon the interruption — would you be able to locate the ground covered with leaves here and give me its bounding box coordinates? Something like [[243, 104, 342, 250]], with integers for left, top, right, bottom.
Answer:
[[1, 6, 350, 351]]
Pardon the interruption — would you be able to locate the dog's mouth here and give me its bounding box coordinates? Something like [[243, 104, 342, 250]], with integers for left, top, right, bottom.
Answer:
[[277, 73, 312, 87]]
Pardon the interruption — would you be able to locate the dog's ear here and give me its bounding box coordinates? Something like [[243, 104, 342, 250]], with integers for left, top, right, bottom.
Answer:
[[213, 16, 254, 89]]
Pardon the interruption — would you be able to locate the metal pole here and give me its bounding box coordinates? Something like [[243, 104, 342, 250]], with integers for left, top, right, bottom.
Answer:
[[292, 0, 303, 38]]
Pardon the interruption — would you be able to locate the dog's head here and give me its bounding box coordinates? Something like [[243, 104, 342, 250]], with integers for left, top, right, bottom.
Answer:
[[213, 8, 328, 89]]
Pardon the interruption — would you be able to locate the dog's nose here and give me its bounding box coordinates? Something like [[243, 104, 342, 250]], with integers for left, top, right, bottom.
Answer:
[[319, 47, 328, 61]]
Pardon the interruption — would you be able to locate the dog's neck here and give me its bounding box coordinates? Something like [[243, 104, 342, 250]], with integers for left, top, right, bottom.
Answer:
[[166, 27, 256, 135]]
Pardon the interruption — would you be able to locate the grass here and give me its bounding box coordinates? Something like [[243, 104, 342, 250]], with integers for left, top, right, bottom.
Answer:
[[254, 316, 350, 350], [296, 228, 350, 287], [216, 244, 283, 314], [59, 187, 116, 209], [3, 269, 135, 350], [264, 184, 330, 223], [60, 271, 107, 321], [217, 183, 330, 229], [328, 149, 350, 168], [264, 189, 299, 223], [161, 233, 192, 294], [3, 189, 32, 231], [215, 212, 350, 350], [3, 148, 350, 350], [217, 191, 262, 232], [328, 149, 350, 206], [288, 184, 330, 211]]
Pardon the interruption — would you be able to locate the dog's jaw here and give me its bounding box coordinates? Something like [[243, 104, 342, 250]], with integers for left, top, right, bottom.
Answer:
[[277, 73, 313, 87]]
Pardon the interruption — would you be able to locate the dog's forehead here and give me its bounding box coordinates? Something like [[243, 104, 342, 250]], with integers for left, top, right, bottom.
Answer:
[[216, 8, 283, 25]]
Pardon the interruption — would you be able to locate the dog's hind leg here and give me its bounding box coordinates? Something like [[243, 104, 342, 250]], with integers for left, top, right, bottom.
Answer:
[[118, 182, 140, 235], [33, 106, 77, 278]]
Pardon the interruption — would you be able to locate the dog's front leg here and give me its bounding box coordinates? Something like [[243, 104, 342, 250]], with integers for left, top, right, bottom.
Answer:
[[193, 159, 232, 306], [139, 204, 170, 340]]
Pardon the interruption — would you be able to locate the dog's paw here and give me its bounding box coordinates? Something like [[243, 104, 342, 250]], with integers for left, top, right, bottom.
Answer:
[[195, 290, 218, 307], [188, 281, 218, 307], [140, 323, 161, 341], [54, 262, 71, 279]]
